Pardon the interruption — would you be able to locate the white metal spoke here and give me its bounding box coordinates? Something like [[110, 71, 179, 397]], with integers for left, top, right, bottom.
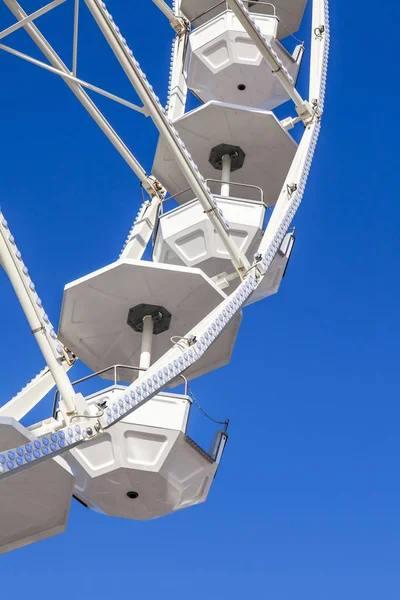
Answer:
[[120, 196, 162, 259], [166, 29, 188, 119], [0, 211, 78, 417], [152, 0, 175, 21], [310, 0, 329, 111], [0, 43, 148, 113], [72, 0, 79, 76], [152, 0, 187, 33], [3, 0, 159, 198]]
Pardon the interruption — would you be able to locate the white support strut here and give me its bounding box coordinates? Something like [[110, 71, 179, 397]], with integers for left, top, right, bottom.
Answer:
[[120, 196, 162, 259], [72, 0, 79, 76], [0, 43, 147, 115], [258, 123, 316, 256], [167, 29, 189, 120], [166, 0, 188, 119], [83, 0, 251, 276], [0, 213, 77, 416], [259, 0, 329, 254], [152, 0, 187, 34], [0, 0, 66, 40], [310, 0, 329, 111]]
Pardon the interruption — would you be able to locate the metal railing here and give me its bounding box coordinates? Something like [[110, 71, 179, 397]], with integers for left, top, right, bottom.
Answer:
[[152, 179, 270, 249], [52, 364, 188, 418], [160, 179, 267, 211], [205, 179, 267, 205], [161, 186, 194, 211], [52, 363, 228, 465]]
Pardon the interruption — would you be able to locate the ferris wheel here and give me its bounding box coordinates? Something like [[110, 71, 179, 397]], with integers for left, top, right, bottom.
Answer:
[[0, 0, 329, 553]]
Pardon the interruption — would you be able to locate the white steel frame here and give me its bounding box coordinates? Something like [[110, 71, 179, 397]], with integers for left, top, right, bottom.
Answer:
[[3, 0, 161, 198], [0, 0, 330, 477]]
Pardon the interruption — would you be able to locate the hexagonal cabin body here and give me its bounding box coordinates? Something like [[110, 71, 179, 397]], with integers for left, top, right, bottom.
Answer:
[[154, 201, 295, 297], [153, 195, 266, 293], [186, 10, 303, 110], [180, 0, 308, 40], [245, 231, 296, 303], [64, 388, 224, 520], [0, 418, 74, 554], [58, 258, 241, 384]]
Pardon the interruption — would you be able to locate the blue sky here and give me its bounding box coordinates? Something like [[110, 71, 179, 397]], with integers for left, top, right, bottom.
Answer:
[[1, 0, 400, 598]]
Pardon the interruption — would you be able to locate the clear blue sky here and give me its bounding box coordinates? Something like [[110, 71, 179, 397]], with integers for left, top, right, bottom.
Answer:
[[1, 0, 400, 598]]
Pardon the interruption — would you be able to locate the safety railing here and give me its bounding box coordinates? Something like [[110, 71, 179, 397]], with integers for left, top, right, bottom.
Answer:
[[52, 364, 188, 418], [205, 179, 267, 205], [52, 363, 227, 464], [160, 179, 268, 213], [185, 386, 229, 463], [160, 186, 194, 211], [152, 179, 270, 250]]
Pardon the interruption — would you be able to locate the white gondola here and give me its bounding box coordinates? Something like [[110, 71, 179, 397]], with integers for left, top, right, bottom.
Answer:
[[63, 386, 226, 519], [58, 259, 241, 383], [0, 0, 329, 553], [186, 8, 304, 109], [154, 196, 266, 291], [0, 418, 74, 554]]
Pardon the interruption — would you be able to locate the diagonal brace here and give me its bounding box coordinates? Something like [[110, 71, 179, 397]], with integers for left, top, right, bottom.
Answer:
[[152, 0, 188, 34], [0, 0, 66, 40]]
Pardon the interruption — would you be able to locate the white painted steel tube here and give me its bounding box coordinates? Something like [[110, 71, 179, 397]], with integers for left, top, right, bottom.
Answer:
[[4, 0, 157, 198], [0, 43, 145, 114], [83, 0, 250, 275], [167, 30, 188, 120], [152, 0, 177, 23], [0, 238, 77, 414], [0, 0, 66, 40], [72, 0, 79, 76], [221, 154, 231, 197], [140, 316, 154, 370], [310, 0, 328, 108], [121, 197, 161, 259]]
